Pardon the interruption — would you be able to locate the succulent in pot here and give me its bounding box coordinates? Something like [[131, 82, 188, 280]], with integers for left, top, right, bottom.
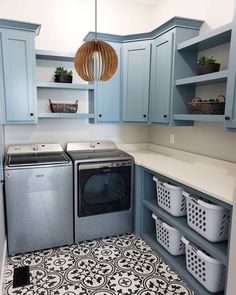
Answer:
[[197, 56, 220, 75], [54, 67, 73, 83]]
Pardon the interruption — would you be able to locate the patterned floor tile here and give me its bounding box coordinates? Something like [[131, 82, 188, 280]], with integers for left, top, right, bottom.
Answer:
[[4, 234, 194, 295]]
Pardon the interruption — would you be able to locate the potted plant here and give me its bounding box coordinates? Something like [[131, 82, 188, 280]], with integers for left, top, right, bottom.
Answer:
[[197, 56, 220, 75], [54, 67, 73, 83]]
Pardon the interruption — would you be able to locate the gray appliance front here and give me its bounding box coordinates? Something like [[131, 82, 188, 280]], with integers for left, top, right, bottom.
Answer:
[[74, 162, 133, 242], [75, 210, 133, 242], [5, 164, 73, 255]]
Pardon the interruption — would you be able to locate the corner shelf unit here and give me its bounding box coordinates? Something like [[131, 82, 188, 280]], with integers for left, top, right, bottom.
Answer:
[[135, 166, 232, 295], [173, 23, 232, 124], [36, 50, 95, 120]]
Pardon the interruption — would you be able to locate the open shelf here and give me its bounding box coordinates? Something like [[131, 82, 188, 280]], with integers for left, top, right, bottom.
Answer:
[[38, 113, 95, 119], [142, 233, 224, 295], [174, 114, 225, 122], [143, 199, 228, 266], [176, 70, 228, 86], [36, 49, 74, 62], [37, 82, 94, 90], [177, 23, 232, 51]]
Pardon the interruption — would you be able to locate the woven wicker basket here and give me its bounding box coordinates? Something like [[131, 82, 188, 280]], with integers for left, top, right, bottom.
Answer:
[[187, 95, 225, 115], [49, 99, 78, 113]]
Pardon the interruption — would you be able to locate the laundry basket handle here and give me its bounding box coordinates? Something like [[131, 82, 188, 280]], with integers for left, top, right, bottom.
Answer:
[[181, 236, 198, 252], [183, 191, 199, 204], [153, 176, 172, 189], [152, 213, 163, 225]]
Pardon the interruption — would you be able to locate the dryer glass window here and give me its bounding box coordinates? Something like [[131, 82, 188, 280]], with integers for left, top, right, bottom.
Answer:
[[78, 162, 132, 217]]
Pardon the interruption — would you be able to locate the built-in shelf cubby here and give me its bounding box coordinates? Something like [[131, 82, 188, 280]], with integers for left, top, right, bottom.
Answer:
[[173, 23, 232, 124], [135, 166, 232, 295], [35, 49, 94, 120]]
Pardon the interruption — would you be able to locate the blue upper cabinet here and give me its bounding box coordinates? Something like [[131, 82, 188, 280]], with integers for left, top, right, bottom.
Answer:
[[122, 41, 151, 122], [150, 32, 174, 124], [0, 19, 40, 124], [97, 42, 121, 122]]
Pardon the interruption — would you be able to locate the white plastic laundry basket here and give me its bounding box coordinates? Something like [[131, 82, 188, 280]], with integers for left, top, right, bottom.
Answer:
[[182, 236, 226, 293], [183, 191, 230, 242], [153, 177, 186, 216], [152, 213, 185, 256]]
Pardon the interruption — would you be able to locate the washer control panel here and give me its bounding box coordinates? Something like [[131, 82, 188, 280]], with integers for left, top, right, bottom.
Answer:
[[7, 144, 63, 155]]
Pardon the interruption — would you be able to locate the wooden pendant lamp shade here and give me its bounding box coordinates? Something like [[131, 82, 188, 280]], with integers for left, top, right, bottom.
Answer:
[[74, 0, 118, 81], [74, 40, 118, 81]]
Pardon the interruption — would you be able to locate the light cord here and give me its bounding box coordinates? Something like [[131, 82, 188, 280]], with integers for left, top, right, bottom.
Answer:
[[95, 0, 97, 40]]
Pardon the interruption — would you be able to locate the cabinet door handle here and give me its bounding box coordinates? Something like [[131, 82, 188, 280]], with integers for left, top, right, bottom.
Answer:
[[163, 114, 168, 118], [30, 113, 34, 117], [99, 114, 102, 118], [143, 114, 147, 118], [225, 116, 230, 120]]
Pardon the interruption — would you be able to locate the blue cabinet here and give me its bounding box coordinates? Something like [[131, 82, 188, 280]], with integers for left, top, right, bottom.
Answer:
[[150, 32, 174, 123], [122, 41, 151, 122], [97, 42, 121, 122], [0, 20, 40, 124]]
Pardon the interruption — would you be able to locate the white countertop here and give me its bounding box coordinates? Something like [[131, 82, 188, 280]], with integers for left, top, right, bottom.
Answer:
[[118, 143, 236, 205]]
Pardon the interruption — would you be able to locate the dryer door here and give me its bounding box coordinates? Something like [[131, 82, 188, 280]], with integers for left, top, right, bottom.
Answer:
[[78, 161, 132, 217]]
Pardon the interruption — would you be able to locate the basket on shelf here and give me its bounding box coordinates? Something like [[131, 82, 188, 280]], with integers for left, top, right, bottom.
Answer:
[[183, 191, 230, 242], [152, 213, 185, 256], [49, 99, 78, 113], [153, 177, 186, 217], [186, 95, 225, 115], [182, 236, 226, 293]]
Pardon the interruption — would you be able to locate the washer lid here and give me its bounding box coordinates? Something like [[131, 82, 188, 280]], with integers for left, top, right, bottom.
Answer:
[[8, 152, 69, 167]]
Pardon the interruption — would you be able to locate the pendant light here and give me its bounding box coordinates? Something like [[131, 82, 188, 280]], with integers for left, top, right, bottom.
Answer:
[[74, 0, 118, 81]]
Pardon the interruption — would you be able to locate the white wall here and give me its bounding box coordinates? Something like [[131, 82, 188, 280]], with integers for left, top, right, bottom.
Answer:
[[0, 0, 153, 147], [149, 0, 236, 163], [4, 121, 149, 148], [0, 0, 153, 52], [150, 0, 234, 33]]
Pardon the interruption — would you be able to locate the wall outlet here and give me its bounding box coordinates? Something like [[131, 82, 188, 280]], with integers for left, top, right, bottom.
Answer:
[[170, 134, 175, 144]]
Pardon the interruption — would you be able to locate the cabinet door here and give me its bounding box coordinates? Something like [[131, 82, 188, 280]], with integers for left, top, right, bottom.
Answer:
[[122, 41, 151, 122], [150, 32, 174, 123], [1, 29, 37, 123], [97, 43, 121, 122]]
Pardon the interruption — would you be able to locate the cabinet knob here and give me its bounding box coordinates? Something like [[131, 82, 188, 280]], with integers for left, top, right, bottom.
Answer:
[[163, 114, 168, 118], [30, 113, 34, 117], [99, 114, 102, 118], [225, 116, 230, 121], [143, 114, 147, 118]]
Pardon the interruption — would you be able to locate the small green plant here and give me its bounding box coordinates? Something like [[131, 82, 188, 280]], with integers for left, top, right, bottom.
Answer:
[[55, 67, 73, 76], [197, 56, 217, 65]]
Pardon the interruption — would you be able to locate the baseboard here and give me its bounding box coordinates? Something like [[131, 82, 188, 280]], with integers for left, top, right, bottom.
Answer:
[[0, 240, 7, 295]]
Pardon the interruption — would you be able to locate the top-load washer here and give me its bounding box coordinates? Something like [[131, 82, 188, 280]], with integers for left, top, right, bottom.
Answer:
[[5, 143, 73, 255], [66, 141, 134, 242]]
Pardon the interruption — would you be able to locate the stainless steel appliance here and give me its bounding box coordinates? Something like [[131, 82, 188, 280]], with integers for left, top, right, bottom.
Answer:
[[66, 141, 133, 242], [5, 144, 73, 255]]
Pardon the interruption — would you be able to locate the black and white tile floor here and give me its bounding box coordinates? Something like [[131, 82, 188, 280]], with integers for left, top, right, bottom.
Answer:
[[4, 234, 194, 295]]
